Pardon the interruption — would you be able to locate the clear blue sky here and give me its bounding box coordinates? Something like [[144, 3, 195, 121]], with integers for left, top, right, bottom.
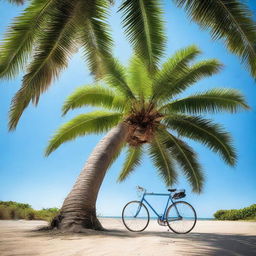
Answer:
[[0, 1, 256, 218]]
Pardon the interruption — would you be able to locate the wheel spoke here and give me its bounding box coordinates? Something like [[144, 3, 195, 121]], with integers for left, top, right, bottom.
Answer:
[[122, 201, 150, 232], [166, 201, 197, 234]]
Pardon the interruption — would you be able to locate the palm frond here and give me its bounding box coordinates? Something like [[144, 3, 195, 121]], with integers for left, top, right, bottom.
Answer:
[[118, 146, 143, 181], [148, 135, 177, 186], [119, 0, 165, 72], [103, 57, 135, 99], [45, 111, 123, 156], [155, 59, 222, 102], [8, 1, 80, 130], [127, 55, 152, 99], [0, 0, 59, 79], [164, 115, 237, 165], [108, 143, 126, 171], [152, 45, 201, 99], [79, 0, 113, 79], [161, 130, 204, 193], [7, 0, 24, 5], [160, 88, 249, 114], [62, 85, 126, 115], [174, 0, 256, 78]]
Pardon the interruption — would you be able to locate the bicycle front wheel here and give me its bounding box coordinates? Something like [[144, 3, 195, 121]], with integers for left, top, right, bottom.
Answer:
[[166, 201, 197, 234], [122, 201, 150, 232]]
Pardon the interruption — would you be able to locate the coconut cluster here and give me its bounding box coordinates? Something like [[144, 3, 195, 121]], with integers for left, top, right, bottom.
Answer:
[[125, 103, 163, 146]]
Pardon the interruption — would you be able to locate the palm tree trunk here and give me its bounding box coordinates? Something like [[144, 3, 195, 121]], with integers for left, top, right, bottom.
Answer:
[[51, 122, 129, 232]]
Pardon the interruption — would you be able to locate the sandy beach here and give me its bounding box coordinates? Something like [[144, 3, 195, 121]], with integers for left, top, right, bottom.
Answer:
[[0, 219, 255, 256]]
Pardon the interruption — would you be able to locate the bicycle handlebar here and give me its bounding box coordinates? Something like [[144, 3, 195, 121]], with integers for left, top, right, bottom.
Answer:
[[136, 185, 146, 192]]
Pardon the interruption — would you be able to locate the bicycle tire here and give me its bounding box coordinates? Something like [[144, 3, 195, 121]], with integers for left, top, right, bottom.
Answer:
[[166, 201, 197, 234], [122, 200, 150, 232]]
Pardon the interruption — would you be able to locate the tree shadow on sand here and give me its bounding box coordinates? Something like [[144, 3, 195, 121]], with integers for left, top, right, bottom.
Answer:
[[27, 225, 256, 256]]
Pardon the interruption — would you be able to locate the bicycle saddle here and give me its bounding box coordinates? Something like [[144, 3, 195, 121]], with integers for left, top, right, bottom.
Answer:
[[168, 189, 176, 192]]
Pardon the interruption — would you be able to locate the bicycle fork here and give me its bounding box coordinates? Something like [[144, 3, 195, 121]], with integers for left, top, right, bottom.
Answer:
[[134, 203, 143, 218]]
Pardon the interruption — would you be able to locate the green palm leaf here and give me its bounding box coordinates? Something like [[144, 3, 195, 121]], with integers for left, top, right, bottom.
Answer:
[[79, 0, 113, 79], [164, 115, 237, 165], [127, 55, 152, 99], [8, 1, 80, 130], [148, 135, 177, 186], [155, 59, 222, 102], [0, 0, 59, 79], [103, 57, 135, 99], [174, 0, 256, 78], [62, 85, 127, 115], [118, 146, 143, 181], [119, 0, 165, 72], [109, 142, 127, 170], [161, 130, 204, 193], [152, 45, 201, 99], [45, 111, 123, 156], [160, 88, 249, 114], [62, 85, 126, 115]]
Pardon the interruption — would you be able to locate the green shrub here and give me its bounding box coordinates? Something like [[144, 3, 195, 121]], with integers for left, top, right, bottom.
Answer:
[[0, 201, 59, 222], [0, 205, 11, 219], [214, 204, 256, 220], [0, 201, 31, 209], [214, 210, 226, 219], [25, 209, 36, 220], [35, 208, 60, 222]]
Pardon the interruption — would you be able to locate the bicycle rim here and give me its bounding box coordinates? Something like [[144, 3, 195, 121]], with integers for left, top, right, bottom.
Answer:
[[122, 201, 150, 232], [166, 201, 197, 234]]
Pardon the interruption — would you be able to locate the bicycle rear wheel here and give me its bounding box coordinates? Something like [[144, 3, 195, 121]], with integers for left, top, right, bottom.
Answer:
[[166, 201, 197, 234], [122, 201, 150, 232]]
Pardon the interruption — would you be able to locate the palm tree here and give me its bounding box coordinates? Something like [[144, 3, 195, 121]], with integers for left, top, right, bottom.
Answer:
[[1, 0, 255, 130], [45, 45, 249, 231]]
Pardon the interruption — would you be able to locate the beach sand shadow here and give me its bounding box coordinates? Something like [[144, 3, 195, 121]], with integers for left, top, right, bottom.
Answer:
[[27, 226, 256, 256]]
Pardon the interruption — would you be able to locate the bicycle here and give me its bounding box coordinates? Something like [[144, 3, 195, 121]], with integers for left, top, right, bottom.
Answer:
[[122, 186, 197, 234]]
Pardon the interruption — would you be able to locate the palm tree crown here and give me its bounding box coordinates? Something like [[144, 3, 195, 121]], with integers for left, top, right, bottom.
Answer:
[[45, 45, 249, 193], [1, 0, 255, 131]]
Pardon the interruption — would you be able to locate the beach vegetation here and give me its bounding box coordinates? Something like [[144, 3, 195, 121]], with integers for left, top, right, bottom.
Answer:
[[214, 204, 256, 221], [0, 201, 59, 221]]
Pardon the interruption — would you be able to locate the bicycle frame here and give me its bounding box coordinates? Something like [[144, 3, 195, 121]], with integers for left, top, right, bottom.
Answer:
[[138, 191, 181, 221]]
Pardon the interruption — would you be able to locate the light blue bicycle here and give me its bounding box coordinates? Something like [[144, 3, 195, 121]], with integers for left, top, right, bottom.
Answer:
[[122, 186, 197, 234]]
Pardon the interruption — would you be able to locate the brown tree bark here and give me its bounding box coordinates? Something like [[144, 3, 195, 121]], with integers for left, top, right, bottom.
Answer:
[[51, 122, 129, 232]]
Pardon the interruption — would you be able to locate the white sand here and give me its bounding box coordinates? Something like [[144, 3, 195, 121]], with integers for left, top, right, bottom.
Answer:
[[0, 219, 255, 256]]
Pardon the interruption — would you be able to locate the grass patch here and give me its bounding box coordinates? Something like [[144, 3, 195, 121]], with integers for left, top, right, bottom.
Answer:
[[0, 201, 59, 222]]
